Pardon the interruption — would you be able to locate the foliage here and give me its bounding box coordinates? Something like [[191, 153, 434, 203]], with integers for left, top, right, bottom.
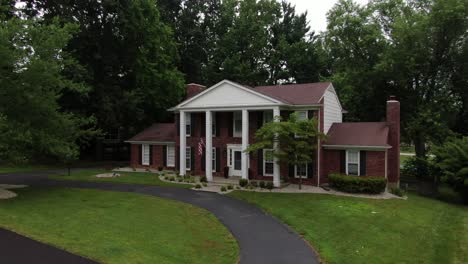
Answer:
[[195, 184, 202, 189], [200, 176, 207, 183], [259, 181, 266, 189], [220, 186, 227, 192], [0, 17, 97, 164], [390, 187, 405, 197], [250, 181, 258, 188], [433, 137, 468, 203], [227, 184, 233, 190], [401, 156, 438, 181], [239, 178, 248, 187], [436, 184, 463, 204], [328, 173, 387, 194], [265, 181, 274, 190], [246, 113, 325, 189]]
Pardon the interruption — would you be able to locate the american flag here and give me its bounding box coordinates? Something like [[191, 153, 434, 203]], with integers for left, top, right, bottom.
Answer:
[[198, 138, 205, 156]]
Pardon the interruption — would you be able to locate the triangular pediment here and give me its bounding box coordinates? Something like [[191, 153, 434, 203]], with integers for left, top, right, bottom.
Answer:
[[175, 80, 283, 109]]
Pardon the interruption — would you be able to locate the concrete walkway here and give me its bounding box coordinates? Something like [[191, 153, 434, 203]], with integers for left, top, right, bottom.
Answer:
[[0, 170, 319, 264]]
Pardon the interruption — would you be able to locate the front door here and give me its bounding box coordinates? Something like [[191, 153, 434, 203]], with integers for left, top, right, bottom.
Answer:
[[227, 145, 243, 177]]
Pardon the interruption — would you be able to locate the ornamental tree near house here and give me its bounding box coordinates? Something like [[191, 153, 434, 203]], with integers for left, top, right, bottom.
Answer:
[[246, 113, 326, 189]]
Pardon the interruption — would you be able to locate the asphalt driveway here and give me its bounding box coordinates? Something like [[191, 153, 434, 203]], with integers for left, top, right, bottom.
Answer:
[[0, 171, 319, 264]]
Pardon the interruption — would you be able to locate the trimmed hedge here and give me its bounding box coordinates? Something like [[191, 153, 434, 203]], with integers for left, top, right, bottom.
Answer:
[[329, 173, 386, 194]]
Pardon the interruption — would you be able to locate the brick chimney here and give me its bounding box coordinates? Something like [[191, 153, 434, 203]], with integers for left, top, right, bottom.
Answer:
[[386, 96, 400, 187], [185, 83, 205, 99]]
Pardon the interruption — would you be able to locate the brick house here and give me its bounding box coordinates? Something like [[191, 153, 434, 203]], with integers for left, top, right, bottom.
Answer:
[[127, 80, 400, 187]]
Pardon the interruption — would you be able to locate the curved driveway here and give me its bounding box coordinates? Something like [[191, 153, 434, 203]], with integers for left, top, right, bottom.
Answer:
[[0, 171, 319, 264]]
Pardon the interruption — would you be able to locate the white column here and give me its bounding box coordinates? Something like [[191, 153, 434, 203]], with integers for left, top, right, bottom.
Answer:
[[241, 109, 249, 180], [179, 111, 186, 176], [273, 107, 281, 187], [205, 111, 213, 181]]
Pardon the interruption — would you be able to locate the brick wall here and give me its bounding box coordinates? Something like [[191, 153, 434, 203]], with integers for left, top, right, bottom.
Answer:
[[386, 98, 400, 185], [366, 151, 386, 177]]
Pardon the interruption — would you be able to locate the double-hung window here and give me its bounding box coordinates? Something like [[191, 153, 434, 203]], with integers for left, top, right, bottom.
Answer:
[[296, 110, 308, 121], [212, 113, 217, 137], [212, 147, 216, 171], [142, 144, 150, 165], [263, 111, 273, 124], [233, 111, 242, 137], [166, 145, 175, 167], [295, 164, 307, 178], [186, 113, 191, 137], [185, 147, 191, 170], [263, 149, 274, 176], [346, 150, 360, 175]]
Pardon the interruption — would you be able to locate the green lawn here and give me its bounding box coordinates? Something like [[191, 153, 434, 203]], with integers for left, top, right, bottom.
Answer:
[[49, 169, 192, 188], [0, 164, 60, 174], [400, 154, 411, 166], [228, 191, 467, 264], [0, 187, 238, 264]]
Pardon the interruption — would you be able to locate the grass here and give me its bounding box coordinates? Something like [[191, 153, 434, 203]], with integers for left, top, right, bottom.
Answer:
[[0, 187, 238, 264], [0, 164, 60, 174], [228, 191, 468, 264], [49, 169, 192, 188], [400, 154, 411, 167]]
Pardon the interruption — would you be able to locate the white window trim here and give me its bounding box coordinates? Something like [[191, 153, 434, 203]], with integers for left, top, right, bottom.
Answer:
[[142, 144, 150, 166], [296, 110, 308, 120], [212, 147, 216, 171], [185, 147, 191, 171], [346, 150, 360, 176], [186, 113, 191, 137], [294, 164, 308, 178], [233, 112, 242, 138], [166, 145, 175, 167], [263, 149, 274, 176]]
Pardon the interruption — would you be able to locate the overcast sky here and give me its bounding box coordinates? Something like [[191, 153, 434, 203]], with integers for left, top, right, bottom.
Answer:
[[288, 0, 370, 33]]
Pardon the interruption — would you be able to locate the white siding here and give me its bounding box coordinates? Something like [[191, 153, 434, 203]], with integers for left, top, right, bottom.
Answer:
[[323, 87, 342, 133], [182, 82, 278, 108]]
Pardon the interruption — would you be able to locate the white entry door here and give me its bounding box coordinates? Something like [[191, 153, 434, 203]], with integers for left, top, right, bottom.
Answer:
[[227, 145, 243, 177]]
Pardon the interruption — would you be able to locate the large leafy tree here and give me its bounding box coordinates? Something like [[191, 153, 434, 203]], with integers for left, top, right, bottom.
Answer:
[[246, 113, 326, 189], [21, 0, 185, 137], [324, 0, 467, 157], [0, 17, 96, 163]]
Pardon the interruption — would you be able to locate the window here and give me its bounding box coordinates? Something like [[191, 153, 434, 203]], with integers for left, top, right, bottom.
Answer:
[[212, 147, 216, 171], [295, 164, 307, 178], [233, 111, 242, 137], [186, 113, 191, 137], [263, 149, 274, 176], [346, 150, 360, 175], [167, 145, 175, 167], [212, 113, 216, 137], [296, 110, 308, 121], [263, 111, 273, 124], [228, 148, 233, 167], [142, 144, 150, 165], [185, 147, 191, 170]]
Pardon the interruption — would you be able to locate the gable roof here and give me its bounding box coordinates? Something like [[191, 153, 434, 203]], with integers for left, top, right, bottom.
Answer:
[[126, 123, 175, 143], [324, 122, 390, 148], [253, 82, 332, 105]]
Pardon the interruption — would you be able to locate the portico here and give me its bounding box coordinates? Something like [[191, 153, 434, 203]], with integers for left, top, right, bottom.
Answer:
[[171, 80, 285, 187]]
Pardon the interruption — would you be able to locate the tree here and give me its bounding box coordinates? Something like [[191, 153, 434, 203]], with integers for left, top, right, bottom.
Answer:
[[246, 113, 326, 189], [21, 0, 185, 138], [433, 137, 468, 204], [0, 17, 97, 164]]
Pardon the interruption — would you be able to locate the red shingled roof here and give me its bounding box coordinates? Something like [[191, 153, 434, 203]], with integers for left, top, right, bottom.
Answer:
[[127, 123, 175, 142], [253, 82, 331, 105], [325, 122, 390, 147]]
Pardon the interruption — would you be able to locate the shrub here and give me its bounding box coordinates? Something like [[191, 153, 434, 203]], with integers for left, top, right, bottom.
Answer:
[[236, 186, 241, 189], [259, 181, 266, 188], [437, 185, 463, 204], [250, 181, 258, 187], [227, 184, 233, 190], [132, 167, 136, 171], [195, 184, 202, 189], [328, 173, 386, 194], [169, 176, 175, 182], [177, 178, 183, 182], [221, 186, 227, 192], [265, 181, 274, 190], [239, 179, 248, 187], [390, 187, 405, 197], [145, 168, 151, 172], [200, 176, 207, 183], [158, 166, 163, 171], [202, 182, 208, 187], [164, 176, 169, 180], [434, 137, 468, 204], [401, 156, 438, 180]]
